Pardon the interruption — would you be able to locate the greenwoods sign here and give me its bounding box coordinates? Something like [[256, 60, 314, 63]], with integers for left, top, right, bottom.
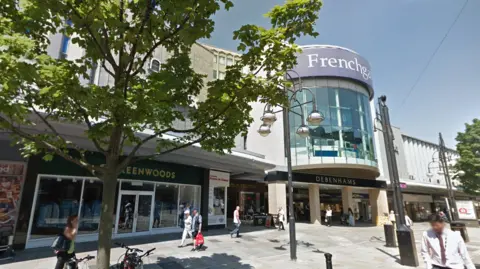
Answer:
[[266, 171, 387, 189], [34, 154, 204, 185], [122, 166, 176, 179]]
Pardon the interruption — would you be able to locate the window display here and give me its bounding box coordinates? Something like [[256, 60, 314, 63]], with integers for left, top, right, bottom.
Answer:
[[153, 184, 178, 228], [79, 180, 102, 234], [178, 185, 201, 227], [30, 177, 82, 239]]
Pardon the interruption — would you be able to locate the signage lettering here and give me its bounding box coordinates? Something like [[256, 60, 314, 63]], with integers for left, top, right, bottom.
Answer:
[[315, 175, 356, 186], [123, 166, 176, 179], [307, 53, 371, 81]]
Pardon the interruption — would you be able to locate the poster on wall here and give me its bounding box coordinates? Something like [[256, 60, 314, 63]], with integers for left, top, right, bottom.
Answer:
[[0, 161, 26, 246], [208, 170, 229, 226], [456, 200, 477, 220]]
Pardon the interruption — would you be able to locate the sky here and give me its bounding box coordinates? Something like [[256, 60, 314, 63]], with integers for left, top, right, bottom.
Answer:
[[204, 0, 480, 148]]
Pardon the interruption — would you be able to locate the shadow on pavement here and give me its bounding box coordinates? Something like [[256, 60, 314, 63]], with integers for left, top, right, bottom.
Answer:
[[156, 253, 254, 269], [375, 247, 401, 264], [0, 225, 272, 266]]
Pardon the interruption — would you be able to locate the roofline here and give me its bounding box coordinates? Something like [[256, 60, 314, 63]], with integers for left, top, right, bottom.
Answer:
[[401, 133, 457, 153], [199, 43, 241, 56]]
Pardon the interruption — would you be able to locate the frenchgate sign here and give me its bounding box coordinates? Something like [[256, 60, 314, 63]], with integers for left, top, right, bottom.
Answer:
[[290, 46, 374, 98]]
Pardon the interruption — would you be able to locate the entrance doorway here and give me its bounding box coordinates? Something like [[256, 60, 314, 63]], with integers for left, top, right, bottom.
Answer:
[[116, 191, 153, 234]]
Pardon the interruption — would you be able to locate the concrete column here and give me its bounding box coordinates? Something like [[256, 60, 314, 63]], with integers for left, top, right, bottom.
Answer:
[[341, 187, 355, 214], [369, 189, 389, 226], [308, 184, 321, 224], [268, 181, 287, 215]]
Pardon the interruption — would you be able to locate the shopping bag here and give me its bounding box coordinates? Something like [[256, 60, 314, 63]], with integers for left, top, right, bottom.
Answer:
[[51, 234, 70, 252], [196, 233, 204, 245]]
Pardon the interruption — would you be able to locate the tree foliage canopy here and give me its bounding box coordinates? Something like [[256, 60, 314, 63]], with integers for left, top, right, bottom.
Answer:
[[0, 0, 323, 266], [0, 0, 322, 173], [455, 118, 480, 194]]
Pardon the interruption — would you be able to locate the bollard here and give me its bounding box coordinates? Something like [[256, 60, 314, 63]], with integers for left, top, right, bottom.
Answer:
[[324, 253, 333, 269]]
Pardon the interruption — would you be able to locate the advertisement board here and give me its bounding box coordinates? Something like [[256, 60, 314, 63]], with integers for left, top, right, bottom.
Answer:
[[0, 161, 26, 247], [208, 170, 229, 226], [456, 200, 477, 220]]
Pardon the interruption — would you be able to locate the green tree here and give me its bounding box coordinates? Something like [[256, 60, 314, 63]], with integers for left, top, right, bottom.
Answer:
[[0, 0, 322, 267], [455, 118, 480, 194]]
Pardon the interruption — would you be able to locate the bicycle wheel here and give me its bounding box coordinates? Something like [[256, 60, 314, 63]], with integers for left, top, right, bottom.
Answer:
[[116, 254, 125, 269]]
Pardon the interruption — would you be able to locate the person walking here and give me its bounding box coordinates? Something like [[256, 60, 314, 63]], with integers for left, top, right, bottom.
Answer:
[[389, 210, 396, 226], [230, 205, 241, 238], [421, 213, 475, 269], [277, 207, 285, 231], [325, 206, 333, 227], [405, 211, 413, 228], [178, 210, 192, 247], [191, 209, 202, 251], [54, 215, 78, 269], [348, 208, 355, 226]]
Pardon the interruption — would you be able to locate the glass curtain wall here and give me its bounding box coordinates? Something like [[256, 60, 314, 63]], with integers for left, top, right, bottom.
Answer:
[[289, 87, 376, 166]]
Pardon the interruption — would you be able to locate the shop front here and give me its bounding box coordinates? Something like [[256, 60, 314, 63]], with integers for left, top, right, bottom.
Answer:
[[402, 193, 433, 222], [227, 179, 267, 220], [15, 154, 206, 249], [266, 171, 389, 226]]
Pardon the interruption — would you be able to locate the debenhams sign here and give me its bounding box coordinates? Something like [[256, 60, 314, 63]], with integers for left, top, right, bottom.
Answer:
[[315, 175, 356, 186], [290, 46, 374, 92]]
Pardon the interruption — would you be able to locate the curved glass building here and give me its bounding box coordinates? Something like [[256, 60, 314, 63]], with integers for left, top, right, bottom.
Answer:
[[266, 45, 388, 226]]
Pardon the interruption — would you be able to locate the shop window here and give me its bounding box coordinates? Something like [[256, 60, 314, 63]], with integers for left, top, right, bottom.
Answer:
[[153, 184, 178, 228], [78, 180, 103, 234], [178, 185, 201, 227], [209, 186, 226, 224], [30, 177, 82, 239]]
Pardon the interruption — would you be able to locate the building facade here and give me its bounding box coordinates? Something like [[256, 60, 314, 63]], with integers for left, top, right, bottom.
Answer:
[[246, 45, 390, 226], [376, 127, 479, 222], [1, 34, 273, 250]]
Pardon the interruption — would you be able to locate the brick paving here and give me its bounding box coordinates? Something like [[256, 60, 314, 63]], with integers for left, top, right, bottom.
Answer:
[[1, 222, 480, 269]]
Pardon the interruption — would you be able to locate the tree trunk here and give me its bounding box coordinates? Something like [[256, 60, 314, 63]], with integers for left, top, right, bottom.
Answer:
[[96, 171, 118, 269]]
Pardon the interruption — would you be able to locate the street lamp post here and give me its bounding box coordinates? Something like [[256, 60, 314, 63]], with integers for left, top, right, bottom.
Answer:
[[426, 133, 466, 221], [258, 70, 324, 261], [377, 96, 419, 267]]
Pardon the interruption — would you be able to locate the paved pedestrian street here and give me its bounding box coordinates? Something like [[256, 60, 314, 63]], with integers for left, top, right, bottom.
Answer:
[[2, 223, 480, 269]]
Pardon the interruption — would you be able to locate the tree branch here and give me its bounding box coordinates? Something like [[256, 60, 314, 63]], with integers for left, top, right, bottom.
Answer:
[[130, 14, 193, 77], [67, 2, 119, 72], [71, 99, 107, 154]]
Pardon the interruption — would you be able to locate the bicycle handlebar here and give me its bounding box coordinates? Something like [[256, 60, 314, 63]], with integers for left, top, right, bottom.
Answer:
[[73, 255, 95, 262], [139, 248, 155, 258], [114, 242, 143, 253]]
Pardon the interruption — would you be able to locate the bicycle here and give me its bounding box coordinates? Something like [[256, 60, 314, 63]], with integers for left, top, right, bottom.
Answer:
[[64, 254, 95, 269], [115, 242, 155, 269]]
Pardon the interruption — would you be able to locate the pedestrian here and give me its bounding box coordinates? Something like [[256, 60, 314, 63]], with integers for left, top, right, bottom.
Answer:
[[405, 211, 413, 228], [348, 208, 355, 226], [389, 210, 396, 226], [277, 207, 285, 231], [325, 206, 333, 227], [191, 209, 202, 251], [230, 205, 241, 238], [178, 210, 192, 248], [54, 215, 78, 269], [421, 213, 475, 269]]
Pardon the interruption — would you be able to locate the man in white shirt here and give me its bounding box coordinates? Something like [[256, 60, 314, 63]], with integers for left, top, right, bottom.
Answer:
[[179, 211, 192, 247], [230, 206, 241, 238], [421, 213, 475, 269]]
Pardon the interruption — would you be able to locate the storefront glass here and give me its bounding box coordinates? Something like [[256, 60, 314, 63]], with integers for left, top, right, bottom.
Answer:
[[153, 183, 178, 228], [289, 87, 376, 166], [30, 177, 82, 239], [28, 175, 201, 245]]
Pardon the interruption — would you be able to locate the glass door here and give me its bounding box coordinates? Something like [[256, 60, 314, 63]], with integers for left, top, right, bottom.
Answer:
[[135, 194, 152, 232], [117, 194, 136, 234], [116, 191, 153, 234]]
